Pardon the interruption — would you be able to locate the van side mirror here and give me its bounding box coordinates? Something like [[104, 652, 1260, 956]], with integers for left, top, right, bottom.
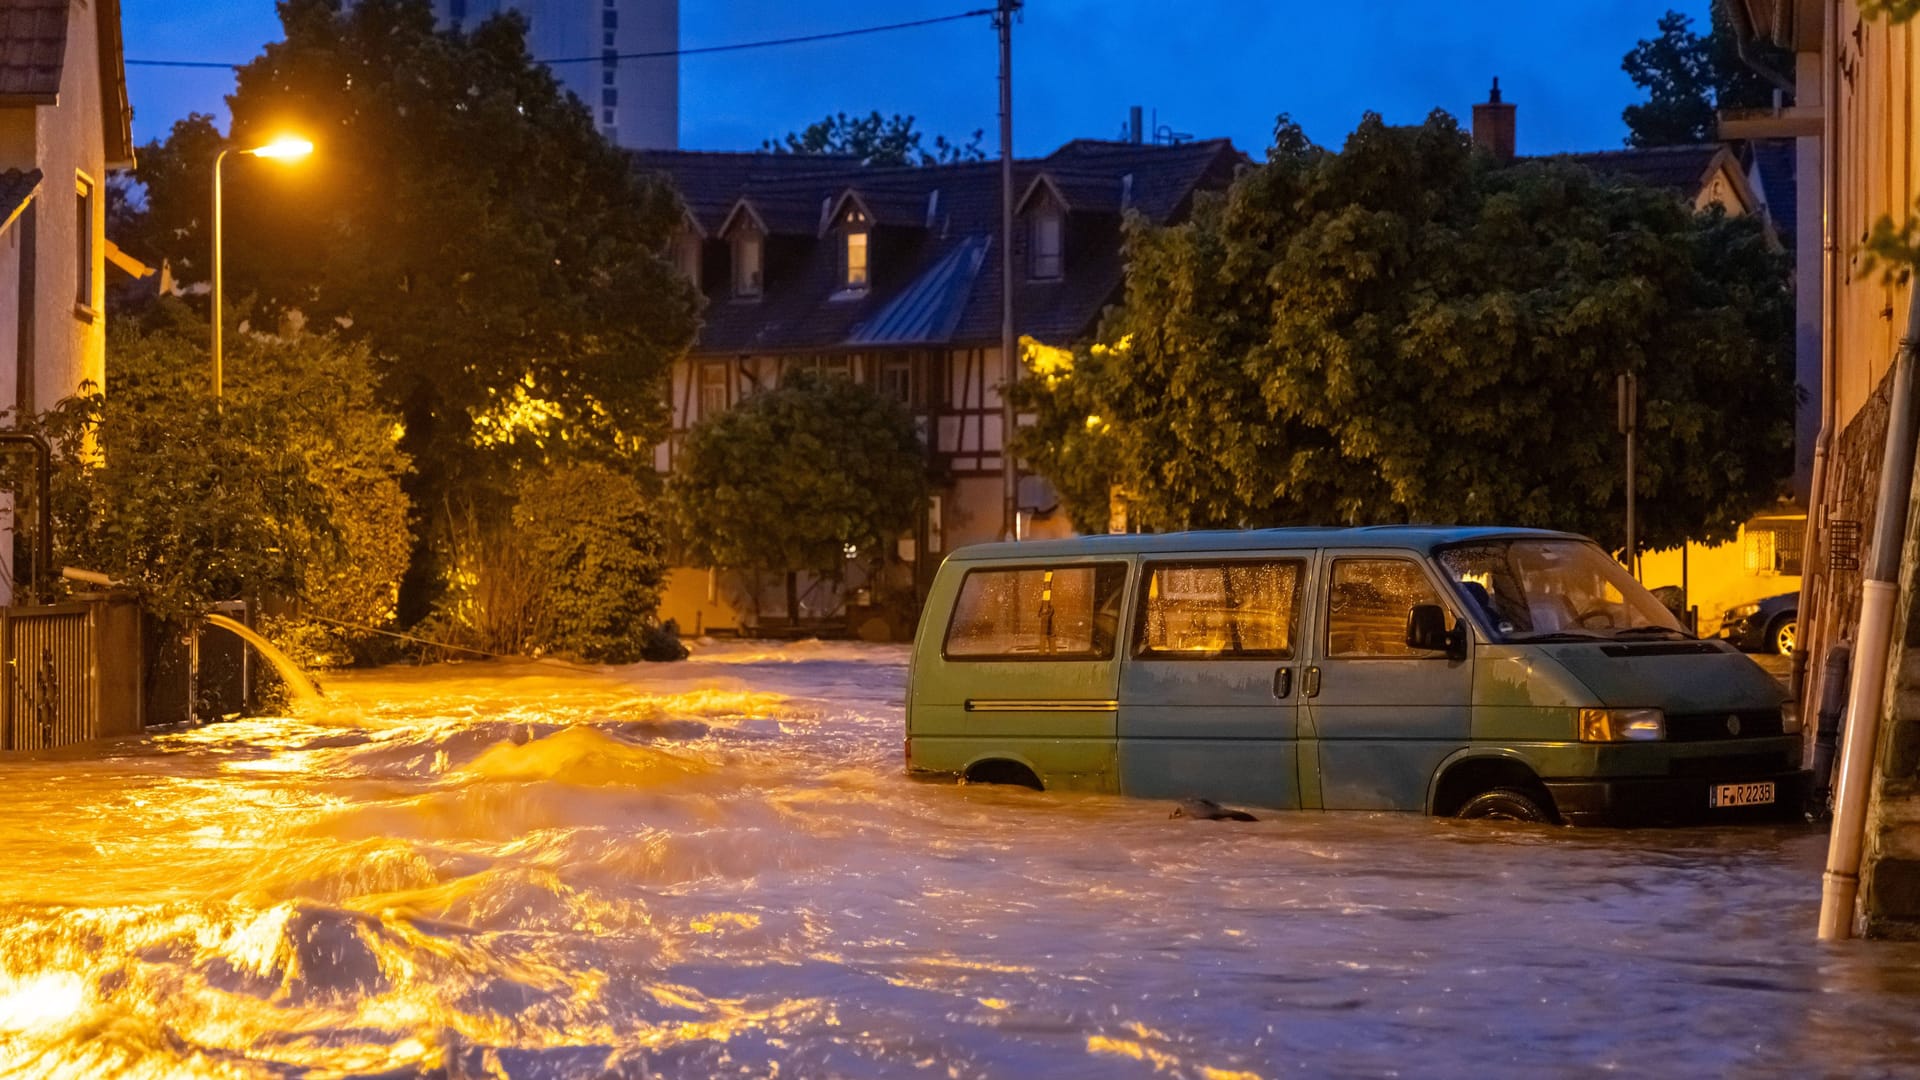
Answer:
[[1406, 604, 1462, 656]]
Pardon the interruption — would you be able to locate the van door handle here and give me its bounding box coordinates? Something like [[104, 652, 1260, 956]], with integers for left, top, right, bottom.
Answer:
[[1303, 665, 1321, 699], [1272, 668, 1292, 699]]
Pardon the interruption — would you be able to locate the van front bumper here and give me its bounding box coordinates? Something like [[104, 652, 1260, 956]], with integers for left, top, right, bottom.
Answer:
[[1543, 769, 1810, 826]]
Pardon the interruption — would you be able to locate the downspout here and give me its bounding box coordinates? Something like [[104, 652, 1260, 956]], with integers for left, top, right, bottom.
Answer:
[[1793, 0, 1842, 710], [1817, 292, 1920, 941]]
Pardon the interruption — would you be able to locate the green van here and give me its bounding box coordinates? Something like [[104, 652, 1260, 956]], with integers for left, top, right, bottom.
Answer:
[[905, 527, 1807, 825]]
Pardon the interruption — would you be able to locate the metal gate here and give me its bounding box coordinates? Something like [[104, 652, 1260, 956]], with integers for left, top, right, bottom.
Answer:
[[0, 598, 143, 751]]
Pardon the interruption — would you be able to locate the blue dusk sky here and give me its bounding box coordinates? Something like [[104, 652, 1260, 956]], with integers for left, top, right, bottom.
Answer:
[[124, 1, 1709, 157]]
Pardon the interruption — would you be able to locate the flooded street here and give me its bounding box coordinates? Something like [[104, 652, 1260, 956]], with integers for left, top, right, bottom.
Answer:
[[3, 641, 1920, 1078]]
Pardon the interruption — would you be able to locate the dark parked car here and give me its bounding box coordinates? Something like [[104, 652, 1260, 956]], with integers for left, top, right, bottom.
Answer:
[[1718, 592, 1797, 655]]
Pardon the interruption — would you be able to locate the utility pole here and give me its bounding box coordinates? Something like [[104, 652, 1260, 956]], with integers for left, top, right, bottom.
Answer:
[[1617, 372, 1639, 575], [996, 0, 1021, 541]]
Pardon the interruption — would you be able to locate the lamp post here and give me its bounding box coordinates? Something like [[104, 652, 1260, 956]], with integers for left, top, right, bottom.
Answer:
[[211, 136, 312, 397]]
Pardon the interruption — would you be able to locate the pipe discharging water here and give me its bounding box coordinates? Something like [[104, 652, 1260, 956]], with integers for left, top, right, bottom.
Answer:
[[203, 611, 321, 703]]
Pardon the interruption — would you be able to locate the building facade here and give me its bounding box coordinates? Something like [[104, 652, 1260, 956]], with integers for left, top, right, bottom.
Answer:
[[634, 139, 1243, 636], [0, 0, 134, 604], [433, 0, 677, 149]]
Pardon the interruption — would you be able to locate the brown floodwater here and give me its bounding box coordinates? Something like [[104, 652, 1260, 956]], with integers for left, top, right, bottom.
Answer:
[[1, 641, 1918, 1078]]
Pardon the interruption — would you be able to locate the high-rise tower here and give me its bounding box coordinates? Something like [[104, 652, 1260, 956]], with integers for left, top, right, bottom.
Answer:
[[436, 0, 678, 149]]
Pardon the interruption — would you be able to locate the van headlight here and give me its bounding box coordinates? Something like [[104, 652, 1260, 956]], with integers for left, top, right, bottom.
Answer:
[[1781, 701, 1802, 735], [1578, 707, 1666, 742]]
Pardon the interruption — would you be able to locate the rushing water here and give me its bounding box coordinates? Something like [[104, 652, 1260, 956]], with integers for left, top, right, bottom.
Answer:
[[3, 641, 1919, 1078]]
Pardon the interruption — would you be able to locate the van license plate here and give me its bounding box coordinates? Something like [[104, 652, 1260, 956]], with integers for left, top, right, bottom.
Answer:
[[1709, 782, 1775, 808]]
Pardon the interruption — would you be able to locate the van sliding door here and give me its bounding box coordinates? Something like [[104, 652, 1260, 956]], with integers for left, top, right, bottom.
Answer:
[[1116, 555, 1309, 810]]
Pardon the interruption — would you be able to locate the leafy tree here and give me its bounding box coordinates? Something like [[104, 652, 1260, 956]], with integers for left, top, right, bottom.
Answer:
[[669, 371, 927, 622], [1013, 113, 1795, 554], [27, 301, 412, 640], [1622, 4, 1792, 146], [118, 0, 699, 621], [765, 110, 985, 166]]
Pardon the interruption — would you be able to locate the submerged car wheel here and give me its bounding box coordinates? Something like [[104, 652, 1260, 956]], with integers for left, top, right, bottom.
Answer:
[[1771, 616, 1797, 657], [1456, 788, 1552, 823]]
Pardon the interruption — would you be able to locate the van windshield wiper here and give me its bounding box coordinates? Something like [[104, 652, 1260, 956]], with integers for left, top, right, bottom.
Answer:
[[1507, 630, 1609, 643], [1610, 626, 1694, 639]]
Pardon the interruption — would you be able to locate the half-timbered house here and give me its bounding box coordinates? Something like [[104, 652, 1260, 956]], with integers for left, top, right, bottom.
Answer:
[[633, 138, 1242, 636]]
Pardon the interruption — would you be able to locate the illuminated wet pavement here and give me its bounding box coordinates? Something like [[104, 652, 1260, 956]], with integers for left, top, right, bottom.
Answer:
[[2, 641, 1918, 1077]]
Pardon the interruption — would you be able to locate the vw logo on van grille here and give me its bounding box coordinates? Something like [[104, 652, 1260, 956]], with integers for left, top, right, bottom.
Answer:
[[1726, 714, 1742, 736]]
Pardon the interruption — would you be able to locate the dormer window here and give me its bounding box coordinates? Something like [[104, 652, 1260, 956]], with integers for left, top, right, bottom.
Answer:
[[1029, 205, 1063, 281], [844, 229, 869, 289], [673, 230, 702, 285], [838, 205, 870, 293], [732, 226, 763, 299]]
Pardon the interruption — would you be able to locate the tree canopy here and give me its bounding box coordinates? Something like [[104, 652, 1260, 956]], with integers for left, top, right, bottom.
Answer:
[[669, 372, 927, 619], [114, 0, 699, 629], [1621, 4, 1791, 146], [29, 301, 411, 634], [765, 111, 985, 166], [1012, 112, 1795, 553], [119, 0, 697, 502]]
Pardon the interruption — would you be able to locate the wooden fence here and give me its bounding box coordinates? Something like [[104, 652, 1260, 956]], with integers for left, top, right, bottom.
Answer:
[[0, 597, 143, 751]]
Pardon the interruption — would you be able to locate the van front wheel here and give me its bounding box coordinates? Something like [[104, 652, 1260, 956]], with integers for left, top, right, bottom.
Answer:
[[1456, 788, 1551, 823]]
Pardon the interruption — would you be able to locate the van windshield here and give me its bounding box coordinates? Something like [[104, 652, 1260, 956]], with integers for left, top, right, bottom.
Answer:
[[1434, 539, 1688, 643]]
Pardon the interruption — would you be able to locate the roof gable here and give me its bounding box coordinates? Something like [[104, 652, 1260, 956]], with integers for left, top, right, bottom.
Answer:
[[0, 0, 135, 167], [644, 138, 1246, 354]]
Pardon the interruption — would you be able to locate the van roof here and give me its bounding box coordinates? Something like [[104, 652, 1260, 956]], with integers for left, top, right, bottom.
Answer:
[[948, 525, 1585, 562]]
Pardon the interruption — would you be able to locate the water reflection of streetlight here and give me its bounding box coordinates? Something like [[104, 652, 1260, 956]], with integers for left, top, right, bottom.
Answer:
[[211, 137, 313, 398]]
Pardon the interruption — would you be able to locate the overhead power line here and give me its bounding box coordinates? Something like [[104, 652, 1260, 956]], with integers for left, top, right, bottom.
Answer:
[[127, 8, 996, 72]]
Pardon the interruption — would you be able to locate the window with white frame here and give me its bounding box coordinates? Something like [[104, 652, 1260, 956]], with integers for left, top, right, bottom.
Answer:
[[880, 357, 912, 405], [733, 226, 763, 298], [74, 174, 94, 311], [698, 363, 729, 417], [673, 230, 701, 284], [1029, 205, 1063, 280]]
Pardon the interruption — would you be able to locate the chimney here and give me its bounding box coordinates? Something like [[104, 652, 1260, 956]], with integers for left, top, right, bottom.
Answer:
[[1129, 105, 1144, 145], [1472, 77, 1516, 162]]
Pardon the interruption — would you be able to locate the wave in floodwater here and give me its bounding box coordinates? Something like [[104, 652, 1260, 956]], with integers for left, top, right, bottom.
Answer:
[[2, 640, 1919, 1078]]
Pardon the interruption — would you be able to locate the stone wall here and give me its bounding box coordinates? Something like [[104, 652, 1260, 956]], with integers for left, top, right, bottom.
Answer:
[[1857, 368, 1920, 938]]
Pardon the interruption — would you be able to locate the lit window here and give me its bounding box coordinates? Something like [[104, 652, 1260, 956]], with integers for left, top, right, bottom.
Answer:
[[1030, 208, 1062, 280], [733, 228, 763, 298], [844, 229, 869, 289]]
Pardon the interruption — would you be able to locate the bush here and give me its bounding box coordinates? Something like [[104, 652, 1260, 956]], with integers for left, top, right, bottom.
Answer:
[[427, 462, 677, 663], [25, 301, 413, 652]]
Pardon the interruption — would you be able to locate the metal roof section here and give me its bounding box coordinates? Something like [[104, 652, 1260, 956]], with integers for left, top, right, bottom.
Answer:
[[845, 234, 989, 347]]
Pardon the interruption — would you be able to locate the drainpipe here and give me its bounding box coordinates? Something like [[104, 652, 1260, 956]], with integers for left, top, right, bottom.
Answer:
[[1817, 293, 1920, 941], [1794, 0, 1842, 712]]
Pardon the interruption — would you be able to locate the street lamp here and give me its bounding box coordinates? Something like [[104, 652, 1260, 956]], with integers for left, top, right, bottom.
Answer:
[[211, 136, 313, 398]]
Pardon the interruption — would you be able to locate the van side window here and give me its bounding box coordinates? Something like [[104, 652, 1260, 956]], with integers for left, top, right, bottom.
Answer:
[[1135, 560, 1301, 659], [1326, 559, 1448, 659], [944, 564, 1129, 660]]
